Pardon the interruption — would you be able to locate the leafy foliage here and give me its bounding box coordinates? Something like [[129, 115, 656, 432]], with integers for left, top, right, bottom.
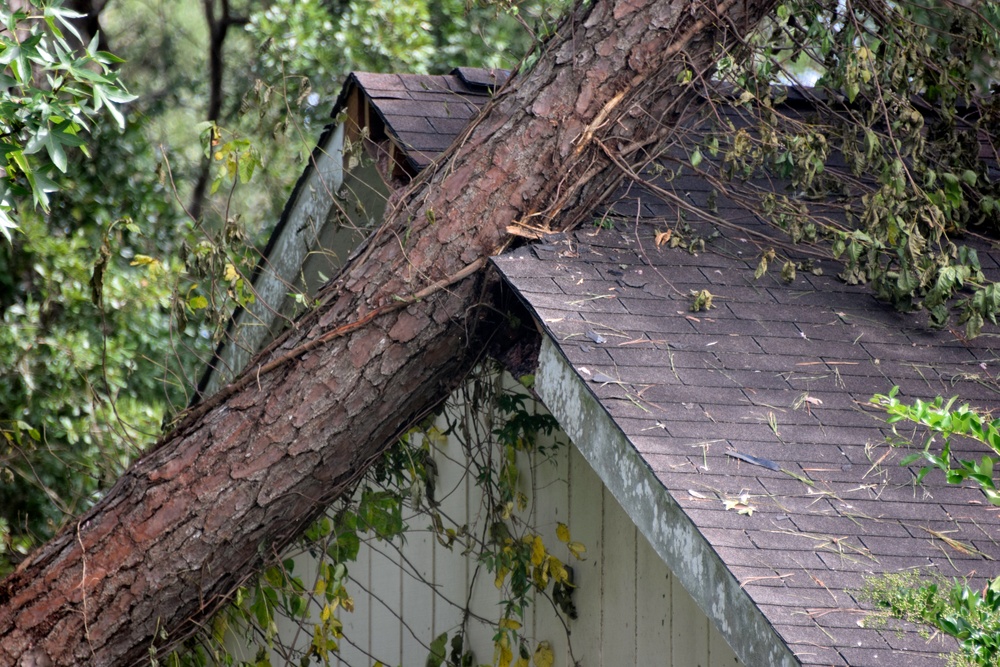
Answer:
[[695, 0, 1000, 336], [862, 570, 1000, 667], [870, 390, 1000, 664], [0, 2, 136, 239], [246, 0, 569, 126], [873, 387, 1000, 505]]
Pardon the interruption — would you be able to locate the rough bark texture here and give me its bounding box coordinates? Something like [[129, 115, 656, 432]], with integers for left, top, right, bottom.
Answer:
[[0, 0, 777, 664]]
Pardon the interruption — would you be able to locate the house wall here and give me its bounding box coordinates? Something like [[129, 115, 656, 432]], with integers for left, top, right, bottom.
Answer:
[[202, 124, 345, 395], [275, 388, 743, 667], [298, 155, 389, 298], [202, 125, 391, 395]]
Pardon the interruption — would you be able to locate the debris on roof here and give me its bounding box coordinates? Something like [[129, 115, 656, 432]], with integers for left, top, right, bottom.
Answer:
[[307, 69, 1000, 665], [492, 201, 1000, 666]]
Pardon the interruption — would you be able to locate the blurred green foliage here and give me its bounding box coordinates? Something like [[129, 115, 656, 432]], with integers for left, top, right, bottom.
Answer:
[[0, 0, 568, 574]]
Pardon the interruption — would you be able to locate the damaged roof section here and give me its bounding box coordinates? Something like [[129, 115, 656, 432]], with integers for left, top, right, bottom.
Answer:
[[334, 67, 507, 177]]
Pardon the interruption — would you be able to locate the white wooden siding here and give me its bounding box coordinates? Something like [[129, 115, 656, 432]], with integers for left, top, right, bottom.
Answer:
[[289, 398, 745, 667]]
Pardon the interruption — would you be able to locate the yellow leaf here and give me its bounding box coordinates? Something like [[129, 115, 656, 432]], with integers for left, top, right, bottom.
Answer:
[[499, 618, 522, 631], [548, 556, 568, 584], [424, 426, 447, 448], [556, 523, 570, 543], [495, 565, 509, 589], [312, 625, 327, 659], [495, 635, 513, 667], [130, 254, 156, 266], [531, 534, 545, 567], [722, 497, 756, 516], [516, 658, 529, 667], [534, 562, 549, 588], [533, 641, 555, 667], [130, 254, 160, 272], [654, 229, 672, 248], [568, 541, 587, 559], [321, 604, 331, 622], [224, 263, 239, 282]]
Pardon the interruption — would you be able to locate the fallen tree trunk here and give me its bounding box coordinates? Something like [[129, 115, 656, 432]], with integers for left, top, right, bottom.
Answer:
[[0, 0, 777, 663]]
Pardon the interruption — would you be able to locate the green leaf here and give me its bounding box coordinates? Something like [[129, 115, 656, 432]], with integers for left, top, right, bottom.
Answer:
[[95, 51, 127, 64], [45, 132, 67, 173], [426, 632, 448, 667], [0, 206, 17, 242], [237, 152, 257, 184], [188, 295, 209, 310]]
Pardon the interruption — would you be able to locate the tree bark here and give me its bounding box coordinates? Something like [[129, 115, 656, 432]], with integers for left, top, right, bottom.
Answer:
[[0, 0, 777, 664]]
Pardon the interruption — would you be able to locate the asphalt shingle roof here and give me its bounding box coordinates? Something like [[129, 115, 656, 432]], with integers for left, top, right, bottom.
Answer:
[[493, 215, 1000, 666], [346, 69, 1000, 666]]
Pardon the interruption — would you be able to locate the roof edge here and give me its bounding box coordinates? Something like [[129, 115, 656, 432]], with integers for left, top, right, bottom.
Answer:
[[194, 122, 346, 400], [450, 66, 510, 92], [532, 335, 800, 667]]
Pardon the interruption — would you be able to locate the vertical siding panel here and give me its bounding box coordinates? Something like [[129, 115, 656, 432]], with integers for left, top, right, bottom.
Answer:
[[566, 446, 604, 664], [431, 433, 470, 644], [636, 527, 672, 665], [270, 552, 320, 666], [467, 459, 505, 658], [670, 571, 709, 667], [304, 384, 748, 667], [337, 530, 372, 665], [369, 541, 402, 664], [600, 486, 637, 665], [529, 432, 571, 663], [400, 513, 435, 661]]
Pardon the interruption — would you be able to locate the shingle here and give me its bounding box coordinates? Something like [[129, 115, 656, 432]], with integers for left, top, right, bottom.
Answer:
[[398, 73, 452, 93], [352, 72, 405, 91], [393, 130, 457, 152], [372, 97, 479, 120]]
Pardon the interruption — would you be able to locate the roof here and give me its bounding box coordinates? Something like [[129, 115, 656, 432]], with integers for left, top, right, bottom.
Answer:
[[286, 70, 1000, 665], [481, 89, 1000, 664], [195, 68, 507, 398], [493, 217, 1000, 667], [333, 68, 508, 171]]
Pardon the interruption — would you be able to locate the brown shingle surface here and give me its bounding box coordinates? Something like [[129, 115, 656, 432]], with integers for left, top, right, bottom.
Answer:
[[493, 216, 1000, 666], [346, 69, 500, 171]]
